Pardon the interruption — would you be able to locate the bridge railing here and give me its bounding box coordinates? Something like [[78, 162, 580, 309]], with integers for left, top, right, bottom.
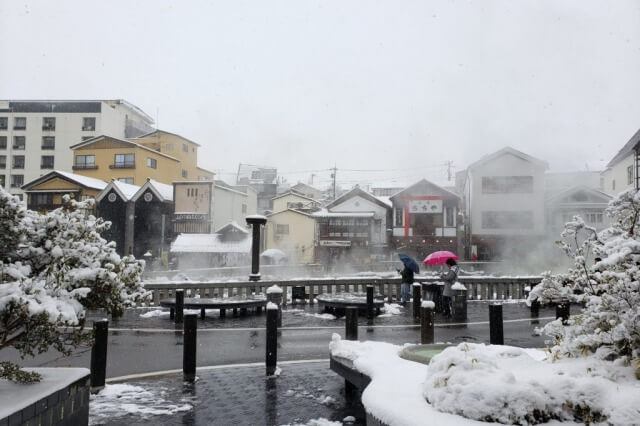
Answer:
[[142, 276, 541, 306]]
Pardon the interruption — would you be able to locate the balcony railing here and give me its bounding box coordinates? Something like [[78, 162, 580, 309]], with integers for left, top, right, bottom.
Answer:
[[72, 164, 98, 170], [13, 126, 26, 130], [82, 126, 95, 131], [109, 162, 135, 169], [42, 126, 56, 131]]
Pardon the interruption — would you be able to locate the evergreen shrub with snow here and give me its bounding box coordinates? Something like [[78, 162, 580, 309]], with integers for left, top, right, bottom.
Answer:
[[0, 188, 149, 382]]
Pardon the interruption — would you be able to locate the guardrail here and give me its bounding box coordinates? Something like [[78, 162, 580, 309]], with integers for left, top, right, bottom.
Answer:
[[143, 276, 542, 306]]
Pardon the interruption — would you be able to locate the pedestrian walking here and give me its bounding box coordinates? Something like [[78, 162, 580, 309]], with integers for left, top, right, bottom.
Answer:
[[398, 265, 414, 306], [440, 258, 459, 318]]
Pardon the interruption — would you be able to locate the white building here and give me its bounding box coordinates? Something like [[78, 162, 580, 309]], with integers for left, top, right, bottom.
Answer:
[[0, 99, 154, 199], [213, 180, 258, 232], [601, 127, 640, 197], [546, 185, 612, 234], [461, 147, 548, 260]]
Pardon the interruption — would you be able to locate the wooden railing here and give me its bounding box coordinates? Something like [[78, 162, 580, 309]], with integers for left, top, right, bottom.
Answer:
[[143, 276, 542, 306]]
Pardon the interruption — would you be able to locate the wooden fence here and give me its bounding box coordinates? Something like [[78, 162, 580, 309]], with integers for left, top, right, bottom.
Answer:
[[143, 276, 542, 306]]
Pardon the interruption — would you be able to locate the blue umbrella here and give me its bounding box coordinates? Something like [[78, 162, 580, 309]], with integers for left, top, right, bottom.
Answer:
[[398, 253, 420, 274]]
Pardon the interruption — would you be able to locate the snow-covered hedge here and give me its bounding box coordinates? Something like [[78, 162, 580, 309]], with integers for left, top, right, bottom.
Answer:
[[423, 343, 640, 425], [528, 189, 640, 367], [0, 189, 149, 381]]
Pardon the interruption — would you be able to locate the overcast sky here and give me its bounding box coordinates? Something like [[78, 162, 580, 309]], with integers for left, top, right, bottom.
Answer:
[[1, 0, 639, 189]]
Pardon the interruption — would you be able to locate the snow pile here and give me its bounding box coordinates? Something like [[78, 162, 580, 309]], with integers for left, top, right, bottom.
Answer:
[[423, 343, 640, 424], [89, 383, 192, 424], [281, 418, 342, 426], [421, 300, 435, 309], [451, 282, 466, 291], [266, 284, 283, 294], [378, 303, 402, 317]]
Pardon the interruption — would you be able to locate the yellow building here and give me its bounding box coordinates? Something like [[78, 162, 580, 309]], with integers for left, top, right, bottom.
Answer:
[[133, 130, 214, 181], [70, 135, 183, 186], [22, 170, 107, 213], [265, 209, 316, 264]]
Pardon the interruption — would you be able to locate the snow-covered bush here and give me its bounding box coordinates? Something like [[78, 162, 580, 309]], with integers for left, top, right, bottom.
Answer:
[[0, 189, 149, 382], [423, 343, 639, 424], [528, 188, 640, 371]]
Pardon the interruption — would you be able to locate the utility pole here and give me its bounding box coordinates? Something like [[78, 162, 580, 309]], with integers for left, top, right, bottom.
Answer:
[[445, 161, 454, 181], [331, 165, 337, 200]]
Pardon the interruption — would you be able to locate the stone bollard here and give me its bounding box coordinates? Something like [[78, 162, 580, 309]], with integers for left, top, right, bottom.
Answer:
[[420, 301, 435, 344], [366, 285, 374, 328], [556, 300, 570, 324], [183, 314, 197, 382], [175, 289, 184, 324], [489, 304, 504, 345], [452, 283, 468, 322], [266, 284, 283, 328], [412, 283, 421, 321], [530, 299, 540, 323], [266, 302, 279, 376], [90, 319, 109, 393], [345, 306, 358, 341], [246, 215, 267, 282]]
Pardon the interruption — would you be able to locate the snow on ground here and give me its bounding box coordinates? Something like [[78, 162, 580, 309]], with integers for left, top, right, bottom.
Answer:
[[280, 418, 343, 426], [89, 383, 192, 424], [285, 309, 338, 320], [329, 334, 640, 425], [139, 308, 218, 318], [378, 303, 403, 317]]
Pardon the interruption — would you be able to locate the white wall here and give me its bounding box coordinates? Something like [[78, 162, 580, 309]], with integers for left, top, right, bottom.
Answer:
[[601, 154, 634, 197], [469, 153, 546, 236], [329, 195, 388, 245], [213, 185, 249, 231]]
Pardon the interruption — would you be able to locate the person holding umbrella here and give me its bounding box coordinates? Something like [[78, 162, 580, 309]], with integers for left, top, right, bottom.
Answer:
[[397, 254, 419, 306], [440, 258, 459, 318]]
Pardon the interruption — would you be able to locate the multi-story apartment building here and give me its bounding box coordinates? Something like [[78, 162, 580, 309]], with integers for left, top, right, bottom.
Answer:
[[0, 99, 154, 199], [461, 147, 548, 261], [601, 127, 640, 196]]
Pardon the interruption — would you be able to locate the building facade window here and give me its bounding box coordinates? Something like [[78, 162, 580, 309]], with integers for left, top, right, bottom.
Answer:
[[146, 157, 157, 169], [481, 211, 533, 229], [0, 136, 6, 149], [182, 143, 188, 152], [482, 176, 534, 193], [276, 224, 290, 235], [12, 155, 25, 169], [74, 155, 96, 169], [394, 207, 404, 226], [31, 193, 53, 207], [42, 117, 56, 131], [82, 117, 96, 131], [0, 175, 4, 187], [41, 155, 54, 169], [165, 143, 173, 151], [11, 175, 23, 188], [627, 165, 634, 185], [14, 117, 26, 130], [182, 169, 188, 178], [117, 177, 134, 184], [0, 156, 5, 169], [13, 136, 25, 150], [187, 188, 199, 197], [0, 117, 7, 130], [42, 136, 55, 150], [113, 153, 135, 168], [445, 206, 455, 227]]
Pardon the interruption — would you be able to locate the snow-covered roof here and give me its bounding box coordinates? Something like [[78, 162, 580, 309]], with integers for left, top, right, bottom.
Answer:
[[131, 178, 174, 202], [215, 221, 249, 234], [466, 146, 548, 171], [133, 129, 201, 147], [170, 233, 251, 253], [546, 185, 612, 206], [96, 180, 141, 202], [312, 209, 375, 218], [606, 127, 640, 168], [22, 170, 108, 192], [376, 196, 392, 207]]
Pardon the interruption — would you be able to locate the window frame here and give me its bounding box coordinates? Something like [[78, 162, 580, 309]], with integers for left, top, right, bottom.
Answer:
[[14, 117, 26, 130], [42, 117, 56, 131], [0, 117, 7, 130], [41, 136, 55, 150], [41, 155, 54, 169], [82, 117, 96, 131], [74, 154, 96, 169], [0, 136, 6, 149], [10, 174, 24, 188], [12, 155, 25, 169], [13, 136, 25, 150], [146, 157, 157, 169]]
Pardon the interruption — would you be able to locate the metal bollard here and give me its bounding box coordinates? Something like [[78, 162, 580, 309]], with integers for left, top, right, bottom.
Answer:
[[345, 306, 358, 341], [530, 299, 540, 318], [183, 314, 197, 382], [366, 285, 374, 326], [412, 284, 421, 321], [175, 289, 184, 323], [489, 304, 504, 345], [90, 319, 109, 393], [266, 304, 278, 376], [556, 301, 570, 324], [420, 302, 435, 344]]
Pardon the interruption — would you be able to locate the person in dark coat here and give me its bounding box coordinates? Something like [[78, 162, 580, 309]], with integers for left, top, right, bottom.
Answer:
[[440, 258, 459, 318], [398, 265, 414, 305]]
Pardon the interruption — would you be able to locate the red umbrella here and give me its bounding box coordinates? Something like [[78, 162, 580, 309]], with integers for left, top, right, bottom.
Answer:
[[423, 251, 459, 265]]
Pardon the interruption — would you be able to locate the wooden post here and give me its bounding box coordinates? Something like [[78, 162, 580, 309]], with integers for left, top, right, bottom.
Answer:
[[366, 285, 374, 326], [175, 289, 184, 323], [90, 319, 109, 393], [183, 314, 197, 382], [421, 302, 435, 344], [345, 306, 358, 341], [452, 287, 467, 322], [489, 304, 504, 345], [530, 299, 540, 322], [266, 303, 278, 376], [412, 284, 421, 321]]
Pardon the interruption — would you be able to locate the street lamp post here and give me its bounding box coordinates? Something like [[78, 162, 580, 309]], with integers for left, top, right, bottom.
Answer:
[[246, 215, 267, 281]]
